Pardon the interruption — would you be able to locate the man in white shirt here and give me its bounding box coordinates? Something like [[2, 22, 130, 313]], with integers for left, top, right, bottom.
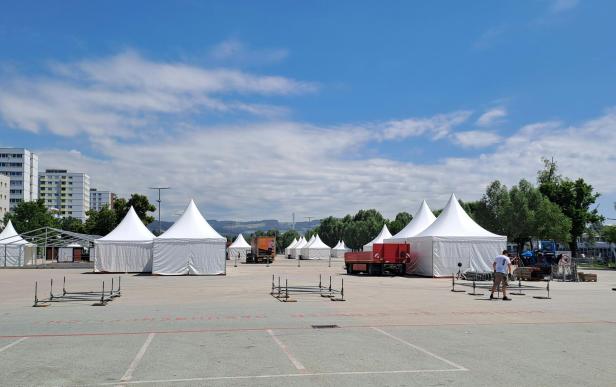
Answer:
[[490, 250, 512, 301]]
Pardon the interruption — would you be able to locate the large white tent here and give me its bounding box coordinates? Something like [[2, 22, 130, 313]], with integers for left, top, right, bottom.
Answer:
[[300, 234, 330, 260], [94, 207, 155, 273], [363, 224, 392, 251], [228, 234, 251, 262], [152, 200, 226, 275], [331, 240, 350, 258], [385, 200, 436, 243], [408, 194, 507, 277], [0, 220, 35, 267], [284, 238, 298, 257], [290, 236, 307, 259]]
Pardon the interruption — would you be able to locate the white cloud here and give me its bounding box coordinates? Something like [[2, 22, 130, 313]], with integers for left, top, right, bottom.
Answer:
[[472, 26, 506, 51], [476, 107, 507, 127], [35, 109, 616, 221], [0, 51, 316, 138], [549, 0, 579, 13], [209, 38, 288, 64], [380, 111, 472, 140], [453, 130, 502, 148]]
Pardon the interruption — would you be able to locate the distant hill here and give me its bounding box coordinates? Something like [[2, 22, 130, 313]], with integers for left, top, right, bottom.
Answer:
[[148, 219, 320, 236]]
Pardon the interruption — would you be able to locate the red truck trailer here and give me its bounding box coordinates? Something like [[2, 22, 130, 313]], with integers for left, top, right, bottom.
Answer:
[[344, 243, 412, 275]]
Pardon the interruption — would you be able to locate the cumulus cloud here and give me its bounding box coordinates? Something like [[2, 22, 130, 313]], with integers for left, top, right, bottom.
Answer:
[[453, 131, 502, 148], [209, 38, 289, 65], [476, 107, 507, 127], [36, 109, 616, 221], [0, 51, 316, 138]]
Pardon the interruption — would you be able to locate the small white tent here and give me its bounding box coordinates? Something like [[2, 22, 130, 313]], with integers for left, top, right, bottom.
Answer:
[[94, 207, 155, 273], [291, 236, 307, 259], [228, 234, 251, 262], [331, 240, 350, 258], [152, 200, 226, 275], [284, 238, 298, 257], [363, 224, 392, 251], [300, 234, 330, 260], [409, 194, 506, 277], [0, 220, 35, 267], [385, 200, 436, 243]]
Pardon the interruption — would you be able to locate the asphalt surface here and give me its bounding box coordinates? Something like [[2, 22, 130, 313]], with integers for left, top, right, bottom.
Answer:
[[0, 258, 615, 386]]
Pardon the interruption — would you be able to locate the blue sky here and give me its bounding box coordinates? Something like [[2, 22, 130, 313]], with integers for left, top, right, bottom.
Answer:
[[1, 0, 615, 222]]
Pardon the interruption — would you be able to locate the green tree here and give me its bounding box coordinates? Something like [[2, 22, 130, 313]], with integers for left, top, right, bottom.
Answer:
[[389, 212, 412, 235], [538, 158, 603, 256], [113, 194, 156, 225], [602, 225, 616, 244], [84, 207, 117, 236], [2, 200, 57, 233], [312, 216, 344, 247], [57, 217, 85, 234], [280, 230, 300, 251]]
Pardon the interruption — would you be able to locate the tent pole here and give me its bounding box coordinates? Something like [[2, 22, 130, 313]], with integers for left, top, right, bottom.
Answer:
[[44, 228, 48, 268]]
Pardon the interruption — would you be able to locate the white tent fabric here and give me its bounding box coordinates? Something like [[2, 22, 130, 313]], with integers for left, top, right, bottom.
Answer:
[[385, 200, 436, 243], [409, 194, 507, 277], [58, 242, 82, 263], [153, 200, 226, 275], [331, 240, 350, 258], [0, 220, 35, 267], [290, 236, 307, 259], [300, 234, 331, 260], [94, 207, 155, 273], [228, 234, 251, 262], [284, 238, 298, 257], [363, 225, 392, 251]]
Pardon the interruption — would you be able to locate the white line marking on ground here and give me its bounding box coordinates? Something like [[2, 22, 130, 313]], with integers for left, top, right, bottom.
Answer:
[[371, 327, 468, 371], [99, 368, 465, 385], [120, 333, 155, 382], [267, 329, 306, 371], [0, 337, 28, 353]]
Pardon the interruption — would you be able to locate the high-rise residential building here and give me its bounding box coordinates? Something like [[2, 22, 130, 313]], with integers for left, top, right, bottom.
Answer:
[[38, 169, 90, 221], [0, 174, 9, 225], [89, 188, 116, 211], [0, 148, 39, 210]]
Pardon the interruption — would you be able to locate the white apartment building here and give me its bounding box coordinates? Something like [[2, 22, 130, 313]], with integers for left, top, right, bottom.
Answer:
[[39, 169, 90, 221], [89, 188, 116, 211], [0, 148, 39, 210], [0, 174, 9, 225]]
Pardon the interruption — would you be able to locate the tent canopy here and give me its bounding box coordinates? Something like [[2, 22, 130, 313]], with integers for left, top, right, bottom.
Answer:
[[305, 234, 330, 249], [333, 240, 349, 250], [415, 194, 503, 238], [0, 221, 30, 245], [98, 207, 155, 242], [158, 200, 224, 240], [229, 233, 251, 248], [387, 200, 436, 241], [364, 224, 392, 250], [285, 238, 298, 250]]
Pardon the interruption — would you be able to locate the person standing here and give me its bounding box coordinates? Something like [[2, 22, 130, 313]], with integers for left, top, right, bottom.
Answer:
[[490, 250, 512, 301]]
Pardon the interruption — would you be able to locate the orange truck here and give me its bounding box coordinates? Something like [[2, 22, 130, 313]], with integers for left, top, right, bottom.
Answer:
[[247, 236, 276, 263], [345, 243, 412, 275]]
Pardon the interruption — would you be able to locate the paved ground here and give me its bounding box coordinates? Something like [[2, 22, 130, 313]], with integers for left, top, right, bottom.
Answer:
[[1, 257, 615, 386]]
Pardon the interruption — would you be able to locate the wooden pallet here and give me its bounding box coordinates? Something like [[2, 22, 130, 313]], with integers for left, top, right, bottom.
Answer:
[[578, 272, 597, 282]]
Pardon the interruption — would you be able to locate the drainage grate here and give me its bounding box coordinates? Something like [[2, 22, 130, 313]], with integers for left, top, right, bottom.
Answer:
[[311, 324, 339, 329]]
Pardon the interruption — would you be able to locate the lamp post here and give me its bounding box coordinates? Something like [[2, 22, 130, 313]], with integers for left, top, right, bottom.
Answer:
[[149, 187, 170, 235]]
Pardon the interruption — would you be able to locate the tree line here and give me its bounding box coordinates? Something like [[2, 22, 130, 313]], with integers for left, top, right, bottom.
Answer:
[[2, 194, 156, 236]]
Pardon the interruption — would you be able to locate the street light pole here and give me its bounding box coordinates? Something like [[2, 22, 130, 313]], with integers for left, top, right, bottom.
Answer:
[[149, 187, 170, 235]]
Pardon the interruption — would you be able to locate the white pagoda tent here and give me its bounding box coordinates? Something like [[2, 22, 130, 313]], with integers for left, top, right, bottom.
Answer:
[[284, 238, 298, 257], [331, 240, 350, 258], [0, 220, 35, 267], [385, 200, 436, 243], [363, 224, 392, 251], [228, 234, 251, 262], [94, 207, 156, 273], [290, 236, 307, 259], [300, 234, 330, 260], [408, 194, 506, 277], [152, 200, 226, 275]]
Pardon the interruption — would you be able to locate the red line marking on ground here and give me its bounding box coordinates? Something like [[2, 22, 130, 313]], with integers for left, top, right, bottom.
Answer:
[[1, 320, 613, 340]]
